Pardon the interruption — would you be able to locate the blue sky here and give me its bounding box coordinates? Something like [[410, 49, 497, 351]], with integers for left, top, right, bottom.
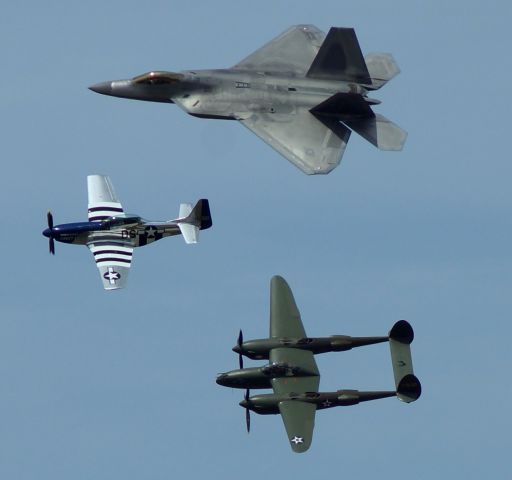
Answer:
[[1, 1, 510, 478]]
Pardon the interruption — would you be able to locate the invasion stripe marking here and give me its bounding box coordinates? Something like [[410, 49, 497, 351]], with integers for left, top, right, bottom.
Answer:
[[88, 237, 129, 243], [89, 216, 110, 221], [95, 257, 132, 264], [93, 250, 133, 257], [90, 244, 133, 251], [88, 206, 124, 213], [89, 241, 132, 247]]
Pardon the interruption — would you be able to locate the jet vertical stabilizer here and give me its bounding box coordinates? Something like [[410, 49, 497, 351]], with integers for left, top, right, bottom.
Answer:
[[306, 27, 371, 83]]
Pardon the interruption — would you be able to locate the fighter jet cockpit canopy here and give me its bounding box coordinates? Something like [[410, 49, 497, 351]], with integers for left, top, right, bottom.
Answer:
[[101, 214, 142, 228], [132, 71, 184, 85]]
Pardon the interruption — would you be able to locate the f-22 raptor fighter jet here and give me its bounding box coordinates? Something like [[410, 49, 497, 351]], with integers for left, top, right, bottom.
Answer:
[[42, 175, 212, 290], [217, 276, 421, 453], [90, 25, 406, 175]]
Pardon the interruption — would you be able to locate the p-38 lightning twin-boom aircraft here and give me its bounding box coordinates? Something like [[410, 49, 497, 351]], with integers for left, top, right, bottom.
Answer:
[[216, 276, 421, 453], [90, 25, 406, 175], [42, 175, 212, 290]]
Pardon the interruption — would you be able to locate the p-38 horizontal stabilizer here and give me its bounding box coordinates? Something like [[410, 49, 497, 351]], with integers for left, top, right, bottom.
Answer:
[[389, 320, 421, 402]]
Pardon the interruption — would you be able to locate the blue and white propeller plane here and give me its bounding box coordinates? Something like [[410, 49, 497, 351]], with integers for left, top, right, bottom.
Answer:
[[43, 175, 212, 290]]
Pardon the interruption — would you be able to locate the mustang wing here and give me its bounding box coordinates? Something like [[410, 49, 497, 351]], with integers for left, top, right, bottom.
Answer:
[[233, 25, 325, 75], [87, 174, 124, 221], [87, 240, 133, 290], [240, 108, 350, 175]]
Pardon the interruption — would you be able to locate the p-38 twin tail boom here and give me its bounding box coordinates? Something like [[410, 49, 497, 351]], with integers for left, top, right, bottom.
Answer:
[[43, 175, 212, 290], [217, 276, 421, 453], [90, 25, 406, 175]]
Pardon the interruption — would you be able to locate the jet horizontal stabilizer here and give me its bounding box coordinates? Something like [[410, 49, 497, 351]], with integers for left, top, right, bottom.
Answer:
[[341, 113, 407, 151]]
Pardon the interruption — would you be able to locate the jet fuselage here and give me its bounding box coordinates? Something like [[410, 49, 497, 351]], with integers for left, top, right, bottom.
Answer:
[[90, 69, 373, 121]]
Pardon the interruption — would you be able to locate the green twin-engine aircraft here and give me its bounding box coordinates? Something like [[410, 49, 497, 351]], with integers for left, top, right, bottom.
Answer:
[[217, 276, 421, 453]]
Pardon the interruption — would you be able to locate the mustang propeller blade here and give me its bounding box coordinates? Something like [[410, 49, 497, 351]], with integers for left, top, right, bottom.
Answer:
[[47, 211, 55, 255], [238, 329, 244, 369]]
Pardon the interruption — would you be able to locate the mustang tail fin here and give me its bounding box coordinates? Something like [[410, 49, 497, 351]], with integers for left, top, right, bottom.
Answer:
[[176, 199, 212, 244], [364, 53, 400, 90], [389, 320, 421, 403]]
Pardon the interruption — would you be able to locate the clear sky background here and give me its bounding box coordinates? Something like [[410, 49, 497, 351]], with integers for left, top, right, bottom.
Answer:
[[1, 1, 510, 478]]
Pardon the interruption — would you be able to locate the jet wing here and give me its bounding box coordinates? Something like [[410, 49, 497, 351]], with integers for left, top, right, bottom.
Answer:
[[87, 175, 124, 221], [233, 25, 325, 75], [240, 109, 350, 175], [87, 241, 133, 290]]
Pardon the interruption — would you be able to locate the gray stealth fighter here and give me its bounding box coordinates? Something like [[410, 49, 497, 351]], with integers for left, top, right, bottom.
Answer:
[[90, 25, 406, 175]]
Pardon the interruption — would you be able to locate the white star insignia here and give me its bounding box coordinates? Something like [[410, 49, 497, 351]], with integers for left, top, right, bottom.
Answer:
[[322, 399, 332, 407], [103, 267, 121, 285], [290, 436, 304, 445], [145, 226, 156, 238]]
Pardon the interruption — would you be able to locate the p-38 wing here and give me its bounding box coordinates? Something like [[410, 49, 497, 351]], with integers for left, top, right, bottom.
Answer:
[[269, 276, 320, 453]]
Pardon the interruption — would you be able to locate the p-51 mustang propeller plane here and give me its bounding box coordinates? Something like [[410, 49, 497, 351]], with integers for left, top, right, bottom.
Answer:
[[90, 25, 406, 175], [216, 276, 421, 453], [42, 175, 212, 290]]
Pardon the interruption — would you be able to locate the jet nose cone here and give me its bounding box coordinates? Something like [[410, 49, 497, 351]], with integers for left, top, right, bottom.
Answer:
[[89, 81, 113, 96], [42, 228, 51, 238]]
